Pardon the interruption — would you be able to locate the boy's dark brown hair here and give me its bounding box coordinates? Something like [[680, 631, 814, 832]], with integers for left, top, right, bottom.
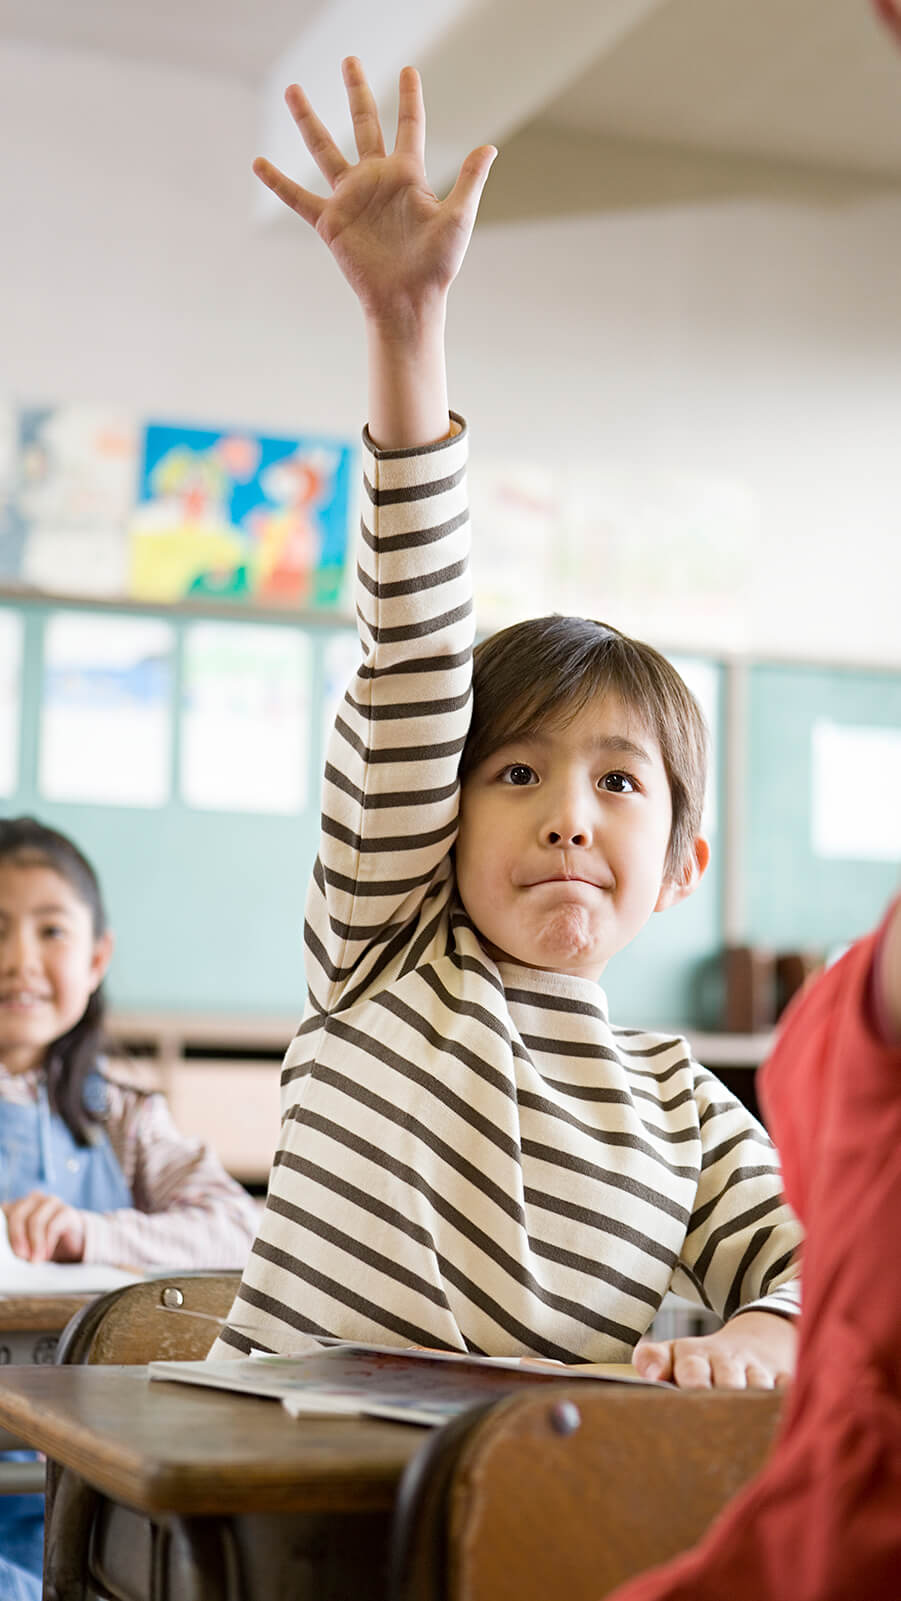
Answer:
[[460, 615, 709, 880]]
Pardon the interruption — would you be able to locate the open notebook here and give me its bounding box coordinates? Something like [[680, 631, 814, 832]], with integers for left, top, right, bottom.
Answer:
[[0, 1212, 139, 1295], [150, 1338, 661, 1427]]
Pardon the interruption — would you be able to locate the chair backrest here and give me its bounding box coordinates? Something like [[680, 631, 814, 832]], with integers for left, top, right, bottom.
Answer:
[[54, 1271, 242, 1367], [391, 1381, 784, 1601]]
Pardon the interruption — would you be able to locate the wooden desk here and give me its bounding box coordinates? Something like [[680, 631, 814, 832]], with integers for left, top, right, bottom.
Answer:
[[0, 1294, 94, 1366], [0, 1362, 425, 1600], [0, 1294, 94, 1470]]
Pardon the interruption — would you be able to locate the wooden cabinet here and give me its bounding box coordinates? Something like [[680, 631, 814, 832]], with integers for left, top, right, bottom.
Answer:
[[106, 1011, 298, 1189]]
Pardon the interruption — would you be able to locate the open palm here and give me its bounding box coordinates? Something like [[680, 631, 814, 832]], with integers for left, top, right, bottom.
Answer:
[[254, 58, 495, 321]]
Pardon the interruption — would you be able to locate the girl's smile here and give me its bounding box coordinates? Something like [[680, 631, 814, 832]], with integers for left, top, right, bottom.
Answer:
[[0, 860, 113, 1076]]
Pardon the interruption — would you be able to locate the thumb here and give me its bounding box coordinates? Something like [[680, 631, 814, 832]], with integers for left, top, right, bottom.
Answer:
[[445, 145, 497, 236], [633, 1338, 673, 1381]]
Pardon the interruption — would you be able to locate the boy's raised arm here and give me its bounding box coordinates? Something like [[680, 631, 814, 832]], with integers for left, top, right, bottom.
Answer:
[[253, 57, 495, 447]]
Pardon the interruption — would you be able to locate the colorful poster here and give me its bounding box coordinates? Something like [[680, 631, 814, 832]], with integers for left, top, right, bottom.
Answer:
[[181, 621, 311, 814], [0, 610, 23, 796], [39, 613, 174, 807], [130, 423, 355, 610], [2, 407, 137, 596]]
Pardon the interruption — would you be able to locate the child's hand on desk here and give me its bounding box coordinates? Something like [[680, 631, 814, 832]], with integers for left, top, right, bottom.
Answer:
[[253, 56, 496, 330], [3, 1191, 86, 1263], [633, 1309, 797, 1390]]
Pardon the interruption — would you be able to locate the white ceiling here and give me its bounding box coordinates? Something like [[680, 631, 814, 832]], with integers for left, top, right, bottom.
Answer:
[[543, 0, 901, 180], [0, 0, 323, 84], [2, 0, 899, 181]]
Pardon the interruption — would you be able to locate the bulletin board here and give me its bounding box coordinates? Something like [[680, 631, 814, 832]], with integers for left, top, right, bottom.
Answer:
[[744, 663, 901, 953], [0, 595, 726, 1028], [0, 596, 346, 1017]]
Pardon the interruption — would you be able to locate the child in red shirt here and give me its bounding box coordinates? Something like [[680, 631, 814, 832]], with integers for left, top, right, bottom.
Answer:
[[608, 896, 901, 1601]]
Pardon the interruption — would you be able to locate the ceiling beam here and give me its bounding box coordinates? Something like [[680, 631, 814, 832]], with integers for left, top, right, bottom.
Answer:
[[253, 0, 672, 223]]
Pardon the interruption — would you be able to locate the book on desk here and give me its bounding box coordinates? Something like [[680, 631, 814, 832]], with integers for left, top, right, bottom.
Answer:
[[149, 1338, 662, 1427]]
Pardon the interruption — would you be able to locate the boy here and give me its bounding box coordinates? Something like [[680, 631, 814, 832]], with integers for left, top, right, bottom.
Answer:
[[212, 59, 799, 1387]]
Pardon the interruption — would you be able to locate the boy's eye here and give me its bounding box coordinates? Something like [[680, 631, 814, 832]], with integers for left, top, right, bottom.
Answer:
[[500, 763, 538, 787], [600, 771, 637, 794], [41, 924, 67, 939]]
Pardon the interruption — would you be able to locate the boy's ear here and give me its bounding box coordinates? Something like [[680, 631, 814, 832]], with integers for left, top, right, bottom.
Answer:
[[654, 836, 710, 914], [89, 930, 115, 993]]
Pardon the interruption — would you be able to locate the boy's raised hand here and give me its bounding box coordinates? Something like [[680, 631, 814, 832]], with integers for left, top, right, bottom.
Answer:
[[254, 58, 496, 332]]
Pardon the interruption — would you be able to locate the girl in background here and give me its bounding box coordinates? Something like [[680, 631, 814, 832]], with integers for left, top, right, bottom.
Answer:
[[0, 815, 258, 1601]]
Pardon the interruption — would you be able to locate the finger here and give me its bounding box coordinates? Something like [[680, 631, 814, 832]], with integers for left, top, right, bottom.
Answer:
[[443, 145, 497, 237], [46, 1207, 84, 1263], [744, 1361, 775, 1391], [284, 82, 349, 187], [707, 1352, 748, 1390], [633, 1339, 673, 1382], [4, 1199, 34, 1258], [252, 157, 324, 229], [24, 1195, 62, 1262], [393, 65, 426, 165], [342, 55, 386, 160], [671, 1348, 714, 1390]]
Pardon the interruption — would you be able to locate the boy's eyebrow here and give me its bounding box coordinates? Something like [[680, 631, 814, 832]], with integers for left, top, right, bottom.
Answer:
[[494, 731, 654, 764], [589, 734, 654, 764]]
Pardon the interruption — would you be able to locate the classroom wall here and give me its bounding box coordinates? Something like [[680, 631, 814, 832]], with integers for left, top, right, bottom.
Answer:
[[2, 38, 900, 1029], [3, 38, 900, 676]]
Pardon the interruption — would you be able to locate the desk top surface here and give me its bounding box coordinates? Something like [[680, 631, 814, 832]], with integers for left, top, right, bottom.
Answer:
[[0, 1363, 424, 1515], [0, 1293, 95, 1332]]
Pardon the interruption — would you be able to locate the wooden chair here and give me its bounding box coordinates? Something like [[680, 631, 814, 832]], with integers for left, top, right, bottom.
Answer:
[[45, 1271, 242, 1601], [52, 1270, 241, 1368], [390, 1381, 785, 1601]]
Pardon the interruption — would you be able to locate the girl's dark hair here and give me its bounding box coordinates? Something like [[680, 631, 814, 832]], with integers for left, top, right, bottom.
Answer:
[[0, 816, 109, 1145], [460, 616, 709, 879]]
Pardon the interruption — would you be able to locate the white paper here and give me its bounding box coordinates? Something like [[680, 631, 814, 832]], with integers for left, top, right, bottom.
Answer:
[[39, 612, 174, 806], [0, 1213, 139, 1294], [812, 719, 901, 861], [0, 609, 23, 795], [181, 621, 311, 814]]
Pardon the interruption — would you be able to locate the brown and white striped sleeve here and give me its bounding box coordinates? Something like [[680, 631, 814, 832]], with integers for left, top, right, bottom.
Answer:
[[304, 418, 474, 1016]]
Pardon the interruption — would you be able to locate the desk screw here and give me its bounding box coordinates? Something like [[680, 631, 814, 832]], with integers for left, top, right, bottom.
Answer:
[[161, 1287, 184, 1308], [549, 1400, 581, 1435]]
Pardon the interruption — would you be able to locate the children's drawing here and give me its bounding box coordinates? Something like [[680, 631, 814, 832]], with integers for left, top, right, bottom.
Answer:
[[130, 423, 355, 609], [0, 406, 137, 596]]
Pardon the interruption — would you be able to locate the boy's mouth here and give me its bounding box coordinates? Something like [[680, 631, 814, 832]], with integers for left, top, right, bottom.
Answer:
[[527, 873, 605, 889]]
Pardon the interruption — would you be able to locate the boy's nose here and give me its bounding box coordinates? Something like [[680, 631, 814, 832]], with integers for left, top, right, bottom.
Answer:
[[542, 824, 591, 847], [539, 795, 594, 849]]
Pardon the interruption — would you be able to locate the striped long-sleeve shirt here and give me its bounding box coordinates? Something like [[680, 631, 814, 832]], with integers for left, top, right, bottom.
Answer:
[[212, 418, 801, 1364]]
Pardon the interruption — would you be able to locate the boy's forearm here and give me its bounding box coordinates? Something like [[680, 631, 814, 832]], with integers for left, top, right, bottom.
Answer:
[[365, 300, 451, 450]]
